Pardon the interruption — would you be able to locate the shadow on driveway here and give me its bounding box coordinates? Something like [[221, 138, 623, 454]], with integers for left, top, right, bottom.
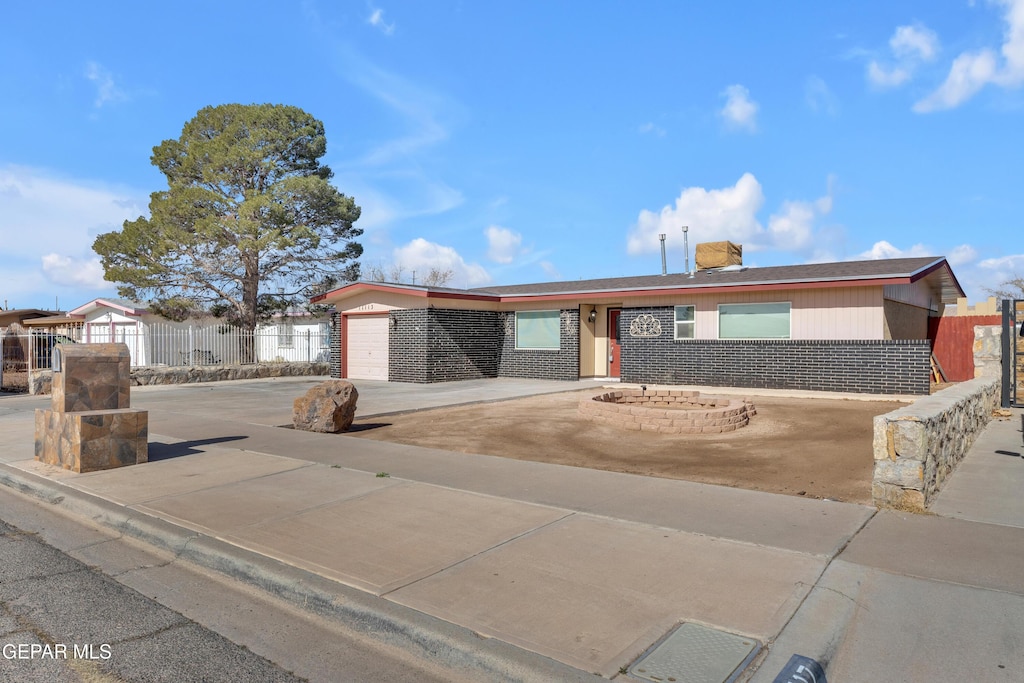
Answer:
[[149, 436, 249, 461]]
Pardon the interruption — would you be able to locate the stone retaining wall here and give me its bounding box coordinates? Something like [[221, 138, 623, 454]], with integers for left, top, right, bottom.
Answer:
[[29, 362, 328, 395], [973, 325, 1001, 378], [872, 376, 1000, 511]]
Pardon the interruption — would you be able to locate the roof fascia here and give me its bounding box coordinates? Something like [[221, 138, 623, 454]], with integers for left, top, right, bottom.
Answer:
[[311, 282, 499, 304], [908, 258, 966, 298], [495, 276, 909, 302]]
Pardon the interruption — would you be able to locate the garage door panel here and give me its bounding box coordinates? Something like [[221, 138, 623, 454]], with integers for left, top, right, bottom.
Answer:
[[347, 315, 389, 380]]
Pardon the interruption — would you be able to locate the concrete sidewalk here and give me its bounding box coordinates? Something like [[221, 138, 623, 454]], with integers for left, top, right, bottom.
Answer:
[[1, 378, 1022, 681]]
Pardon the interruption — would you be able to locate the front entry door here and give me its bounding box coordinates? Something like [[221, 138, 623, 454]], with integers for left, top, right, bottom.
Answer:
[[608, 309, 621, 378]]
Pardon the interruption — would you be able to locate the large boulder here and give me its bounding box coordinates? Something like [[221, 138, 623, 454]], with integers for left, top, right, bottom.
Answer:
[[293, 380, 359, 433]]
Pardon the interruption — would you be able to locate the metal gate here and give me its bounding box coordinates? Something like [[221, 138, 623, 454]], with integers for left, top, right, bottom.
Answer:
[[1003, 299, 1024, 408]]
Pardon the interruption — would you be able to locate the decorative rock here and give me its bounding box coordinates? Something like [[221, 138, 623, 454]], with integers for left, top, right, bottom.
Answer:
[[293, 380, 359, 433]]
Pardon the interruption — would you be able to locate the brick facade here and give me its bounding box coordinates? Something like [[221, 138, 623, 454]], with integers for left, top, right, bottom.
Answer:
[[427, 309, 501, 381], [381, 307, 580, 383], [329, 310, 341, 379], [388, 309, 430, 383], [619, 307, 931, 395], [389, 309, 501, 383], [497, 309, 580, 381]]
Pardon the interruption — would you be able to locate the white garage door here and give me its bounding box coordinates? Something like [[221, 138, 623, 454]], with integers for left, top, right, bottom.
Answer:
[[346, 315, 389, 380]]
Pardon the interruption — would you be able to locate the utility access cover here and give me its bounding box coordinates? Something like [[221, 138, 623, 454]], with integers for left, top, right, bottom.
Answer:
[[629, 622, 760, 683]]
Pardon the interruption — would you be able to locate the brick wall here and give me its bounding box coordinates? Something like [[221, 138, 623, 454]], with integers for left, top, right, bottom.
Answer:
[[389, 309, 429, 383], [427, 309, 501, 381], [387, 309, 501, 383], [497, 309, 580, 381], [619, 307, 931, 395], [329, 310, 341, 379]]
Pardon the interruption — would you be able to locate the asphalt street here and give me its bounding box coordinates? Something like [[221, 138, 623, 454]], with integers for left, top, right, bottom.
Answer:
[[0, 484, 469, 683], [0, 517, 303, 683]]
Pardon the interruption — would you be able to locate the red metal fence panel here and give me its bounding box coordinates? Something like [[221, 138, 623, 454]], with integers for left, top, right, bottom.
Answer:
[[928, 315, 1001, 381]]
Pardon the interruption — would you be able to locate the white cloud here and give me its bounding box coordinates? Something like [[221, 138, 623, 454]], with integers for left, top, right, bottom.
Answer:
[[856, 240, 933, 260], [914, 49, 1000, 111], [867, 23, 940, 90], [947, 244, 979, 266], [638, 122, 666, 137], [767, 201, 817, 251], [368, 7, 395, 35], [867, 61, 911, 88], [627, 173, 764, 256], [891, 24, 939, 61], [958, 252, 1024, 301], [0, 166, 143, 307], [539, 261, 560, 279], [915, 0, 1024, 111], [41, 254, 110, 288], [718, 85, 758, 132], [84, 61, 127, 108], [979, 253, 1024, 270], [485, 225, 522, 264], [805, 76, 839, 115], [393, 238, 491, 287], [627, 173, 836, 258], [0, 166, 145, 258]]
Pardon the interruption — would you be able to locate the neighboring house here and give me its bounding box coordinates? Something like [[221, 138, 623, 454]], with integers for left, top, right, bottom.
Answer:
[[0, 309, 62, 328], [256, 309, 331, 363], [66, 299, 158, 366], [312, 255, 964, 395], [62, 298, 328, 367]]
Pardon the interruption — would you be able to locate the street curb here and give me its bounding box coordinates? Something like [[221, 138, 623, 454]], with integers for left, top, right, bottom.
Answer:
[[0, 463, 595, 683]]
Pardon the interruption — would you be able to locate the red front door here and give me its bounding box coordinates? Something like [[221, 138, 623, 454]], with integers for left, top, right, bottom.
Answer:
[[608, 309, 621, 378]]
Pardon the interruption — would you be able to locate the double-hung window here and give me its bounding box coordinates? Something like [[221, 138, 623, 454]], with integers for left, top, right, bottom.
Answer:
[[718, 302, 791, 339], [674, 305, 695, 339], [515, 310, 560, 350]]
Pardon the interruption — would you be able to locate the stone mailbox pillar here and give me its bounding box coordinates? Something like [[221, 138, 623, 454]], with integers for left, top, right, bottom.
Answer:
[[35, 343, 148, 472]]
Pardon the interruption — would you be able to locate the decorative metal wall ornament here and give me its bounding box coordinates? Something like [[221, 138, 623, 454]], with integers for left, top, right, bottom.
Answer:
[[564, 311, 578, 337], [629, 314, 662, 338]]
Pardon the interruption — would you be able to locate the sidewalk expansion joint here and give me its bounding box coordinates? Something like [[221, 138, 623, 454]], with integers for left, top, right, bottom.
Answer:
[[378, 511, 577, 598]]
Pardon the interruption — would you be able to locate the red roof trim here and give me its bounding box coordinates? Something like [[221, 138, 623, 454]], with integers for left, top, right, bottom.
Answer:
[[312, 282, 499, 304], [909, 259, 966, 297]]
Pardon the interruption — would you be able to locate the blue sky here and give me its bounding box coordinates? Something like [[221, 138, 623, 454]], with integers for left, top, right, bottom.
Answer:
[[1, 1, 1021, 311]]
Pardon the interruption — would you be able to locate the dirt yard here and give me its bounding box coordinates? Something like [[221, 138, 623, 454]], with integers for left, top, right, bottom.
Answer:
[[349, 389, 904, 504]]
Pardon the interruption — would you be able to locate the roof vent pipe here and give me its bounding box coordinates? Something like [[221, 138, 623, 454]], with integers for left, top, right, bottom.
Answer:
[[682, 225, 690, 275], [659, 234, 667, 275]]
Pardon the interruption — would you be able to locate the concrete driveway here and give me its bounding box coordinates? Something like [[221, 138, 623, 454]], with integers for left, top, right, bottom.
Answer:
[[124, 376, 587, 426]]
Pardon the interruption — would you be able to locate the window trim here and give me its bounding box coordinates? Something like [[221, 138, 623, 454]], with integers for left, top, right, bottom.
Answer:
[[514, 310, 561, 350], [717, 301, 792, 339], [673, 305, 695, 340]]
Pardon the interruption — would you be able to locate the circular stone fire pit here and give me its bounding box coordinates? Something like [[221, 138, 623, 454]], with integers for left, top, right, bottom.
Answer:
[[579, 389, 756, 434]]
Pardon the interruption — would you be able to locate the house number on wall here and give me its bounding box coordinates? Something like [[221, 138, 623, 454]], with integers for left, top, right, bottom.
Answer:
[[629, 314, 662, 338]]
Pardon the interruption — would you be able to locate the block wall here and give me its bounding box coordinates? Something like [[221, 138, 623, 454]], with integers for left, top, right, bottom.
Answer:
[[388, 309, 431, 383], [497, 309, 580, 381], [619, 307, 931, 395]]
